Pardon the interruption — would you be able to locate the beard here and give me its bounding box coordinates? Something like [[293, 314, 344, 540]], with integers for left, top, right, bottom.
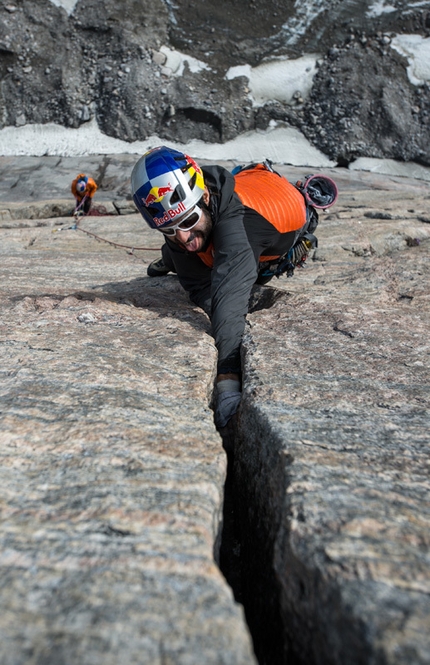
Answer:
[[176, 210, 213, 253]]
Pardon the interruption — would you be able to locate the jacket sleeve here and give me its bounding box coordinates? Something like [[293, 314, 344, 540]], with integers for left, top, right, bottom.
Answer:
[[86, 178, 98, 198], [210, 190, 258, 375]]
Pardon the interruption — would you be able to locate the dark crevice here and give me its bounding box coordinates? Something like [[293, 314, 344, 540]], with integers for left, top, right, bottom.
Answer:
[[215, 285, 290, 663], [217, 392, 382, 665], [219, 445, 243, 604], [218, 421, 287, 665], [161, 107, 223, 142], [95, 155, 111, 190]]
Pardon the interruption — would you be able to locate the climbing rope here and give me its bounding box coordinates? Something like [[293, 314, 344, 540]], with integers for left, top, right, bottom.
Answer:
[[72, 200, 161, 254]]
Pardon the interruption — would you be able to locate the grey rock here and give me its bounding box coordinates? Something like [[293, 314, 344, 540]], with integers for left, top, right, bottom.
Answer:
[[113, 199, 137, 215], [1, 1, 429, 163], [0, 199, 74, 220], [152, 50, 167, 67], [0, 202, 256, 663], [80, 104, 91, 121], [0, 154, 236, 212], [1, 156, 430, 663], [299, 40, 430, 165], [234, 167, 430, 664]]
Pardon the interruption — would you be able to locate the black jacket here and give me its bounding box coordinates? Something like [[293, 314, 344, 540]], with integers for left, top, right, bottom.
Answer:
[[162, 165, 305, 375]]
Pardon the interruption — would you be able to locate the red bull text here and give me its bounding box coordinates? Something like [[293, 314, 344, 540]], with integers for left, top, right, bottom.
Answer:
[[153, 201, 186, 226]]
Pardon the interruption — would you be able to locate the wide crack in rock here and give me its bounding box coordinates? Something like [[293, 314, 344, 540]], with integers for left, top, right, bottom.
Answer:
[[218, 172, 430, 664], [1, 163, 429, 664]]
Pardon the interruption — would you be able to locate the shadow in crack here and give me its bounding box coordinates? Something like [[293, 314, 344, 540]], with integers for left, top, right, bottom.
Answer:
[[218, 418, 244, 603], [248, 284, 287, 313], [218, 414, 288, 665]]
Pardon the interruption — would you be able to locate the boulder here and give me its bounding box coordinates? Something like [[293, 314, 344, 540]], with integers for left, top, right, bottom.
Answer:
[[1, 0, 429, 164]]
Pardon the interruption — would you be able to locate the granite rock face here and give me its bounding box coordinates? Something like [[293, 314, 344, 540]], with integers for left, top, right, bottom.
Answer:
[[1, 157, 430, 664], [234, 168, 430, 664], [300, 39, 430, 166], [1, 0, 429, 164], [0, 207, 256, 663]]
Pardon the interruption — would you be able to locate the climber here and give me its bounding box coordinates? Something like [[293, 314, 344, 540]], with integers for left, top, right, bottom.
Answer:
[[71, 173, 98, 215], [131, 146, 337, 429]]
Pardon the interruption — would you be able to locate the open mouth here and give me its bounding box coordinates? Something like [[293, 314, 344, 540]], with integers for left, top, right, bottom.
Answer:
[[181, 234, 202, 252]]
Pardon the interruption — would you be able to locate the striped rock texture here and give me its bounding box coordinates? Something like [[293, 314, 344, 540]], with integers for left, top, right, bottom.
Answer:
[[0, 204, 256, 664], [1, 158, 429, 665], [235, 167, 430, 665]]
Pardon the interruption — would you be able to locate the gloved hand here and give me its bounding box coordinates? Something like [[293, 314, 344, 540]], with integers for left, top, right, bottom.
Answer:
[[214, 379, 242, 429]]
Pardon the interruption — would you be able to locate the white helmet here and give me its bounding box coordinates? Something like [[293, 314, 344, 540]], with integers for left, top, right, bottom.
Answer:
[[131, 146, 206, 230]]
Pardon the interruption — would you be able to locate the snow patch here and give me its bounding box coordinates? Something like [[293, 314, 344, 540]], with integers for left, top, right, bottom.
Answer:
[[281, 0, 328, 46], [403, 0, 430, 11], [391, 34, 430, 85], [226, 65, 252, 82], [0, 118, 335, 168], [349, 157, 430, 182], [366, 0, 397, 18], [159, 46, 211, 76], [226, 55, 319, 106], [48, 0, 78, 15], [189, 125, 334, 167]]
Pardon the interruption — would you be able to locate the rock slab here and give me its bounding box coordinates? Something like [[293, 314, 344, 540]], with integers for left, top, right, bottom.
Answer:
[[235, 169, 430, 664], [0, 208, 256, 663]]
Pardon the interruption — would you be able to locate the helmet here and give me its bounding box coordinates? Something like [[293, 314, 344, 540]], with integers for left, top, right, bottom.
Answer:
[[76, 176, 88, 194], [131, 146, 206, 230], [297, 174, 338, 209]]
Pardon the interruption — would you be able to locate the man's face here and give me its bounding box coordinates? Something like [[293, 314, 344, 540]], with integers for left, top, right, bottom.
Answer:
[[160, 188, 213, 253], [171, 206, 213, 253]]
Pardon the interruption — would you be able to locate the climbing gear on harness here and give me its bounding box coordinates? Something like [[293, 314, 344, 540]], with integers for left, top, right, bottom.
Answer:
[[131, 146, 206, 232], [295, 174, 338, 209], [289, 237, 314, 266], [275, 234, 317, 277], [256, 232, 317, 284]]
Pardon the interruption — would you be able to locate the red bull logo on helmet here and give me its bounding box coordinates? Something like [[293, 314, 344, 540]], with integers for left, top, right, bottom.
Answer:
[[153, 201, 186, 227], [185, 155, 205, 191], [186, 155, 201, 174], [142, 183, 173, 207]]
